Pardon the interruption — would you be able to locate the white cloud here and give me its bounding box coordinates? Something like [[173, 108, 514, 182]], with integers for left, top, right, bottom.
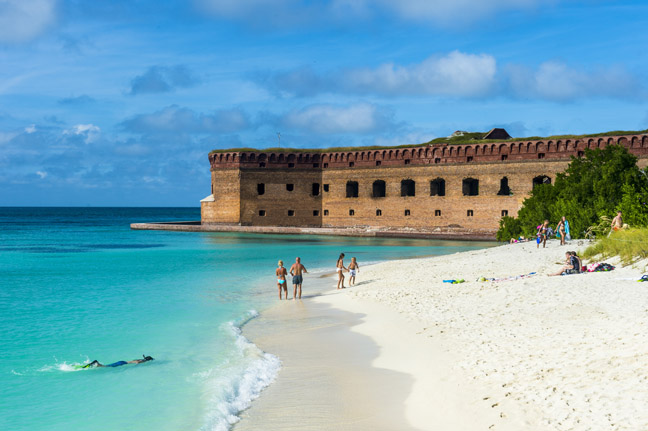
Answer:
[[282, 103, 394, 134], [507, 61, 642, 101], [121, 105, 249, 134], [346, 51, 497, 97], [64, 123, 101, 143], [0, 0, 57, 43], [36, 170, 47, 179], [25, 124, 36, 133]]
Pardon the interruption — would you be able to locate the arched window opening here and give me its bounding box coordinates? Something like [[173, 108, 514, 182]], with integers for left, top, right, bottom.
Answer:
[[372, 180, 386, 198], [532, 175, 551, 188], [462, 178, 479, 196], [401, 179, 415, 197], [430, 178, 445, 196], [497, 177, 511, 196], [346, 181, 359, 198]]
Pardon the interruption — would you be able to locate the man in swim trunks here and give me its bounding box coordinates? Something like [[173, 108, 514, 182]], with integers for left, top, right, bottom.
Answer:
[[276, 260, 288, 300], [82, 355, 154, 368], [289, 257, 308, 300], [611, 211, 623, 232]]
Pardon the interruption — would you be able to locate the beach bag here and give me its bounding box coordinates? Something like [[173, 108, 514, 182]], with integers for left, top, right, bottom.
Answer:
[[594, 263, 615, 272]]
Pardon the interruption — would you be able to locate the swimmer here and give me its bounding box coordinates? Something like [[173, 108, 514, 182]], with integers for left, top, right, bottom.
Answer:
[[348, 257, 360, 286], [82, 355, 154, 368], [276, 260, 288, 300], [336, 253, 347, 289]]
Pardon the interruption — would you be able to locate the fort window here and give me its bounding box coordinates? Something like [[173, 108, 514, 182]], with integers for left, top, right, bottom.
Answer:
[[313, 163, 319, 168], [257, 183, 265, 195], [404, 159, 411, 165], [313, 210, 320, 216], [462, 178, 479, 196], [323, 184, 330, 192], [501, 210, 508, 217], [404, 209, 411, 216], [376, 209, 382, 216], [259, 162, 266, 168], [349, 162, 355, 167], [349, 209, 355, 216], [401, 179, 416, 197], [286, 184, 294, 192], [467, 210, 474, 217], [376, 161, 381, 166], [435, 210, 441, 217], [434, 158, 441, 164], [288, 210, 295, 216], [312, 183, 320, 196], [259, 210, 266, 217], [346, 181, 359, 198], [532, 175, 551, 188], [372, 180, 386, 198], [501, 155, 508, 161], [577, 151, 584, 158], [430, 178, 445, 196], [324, 210, 329, 216], [466, 156, 473, 162], [538, 153, 545, 159], [323, 163, 329, 168], [497, 177, 511, 196], [288, 163, 295, 168]]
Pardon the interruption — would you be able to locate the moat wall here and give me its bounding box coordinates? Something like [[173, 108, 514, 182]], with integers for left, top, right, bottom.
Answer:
[[201, 133, 648, 235]]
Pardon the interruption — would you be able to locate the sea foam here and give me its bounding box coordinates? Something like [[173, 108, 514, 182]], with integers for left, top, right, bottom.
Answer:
[[201, 310, 281, 431]]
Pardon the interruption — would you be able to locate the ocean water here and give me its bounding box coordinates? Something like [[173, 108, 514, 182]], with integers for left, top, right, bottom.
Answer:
[[0, 207, 494, 431]]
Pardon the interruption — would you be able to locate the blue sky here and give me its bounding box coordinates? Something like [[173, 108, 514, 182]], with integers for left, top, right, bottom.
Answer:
[[1, 0, 647, 206]]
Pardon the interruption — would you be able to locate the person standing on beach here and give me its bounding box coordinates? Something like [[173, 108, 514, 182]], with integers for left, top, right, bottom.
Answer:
[[348, 257, 360, 286], [556, 217, 566, 246], [336, 253, 347, 289], [537, 220, 549, 249], [289, 257, 308, 300], [276, 260, 288, 300]]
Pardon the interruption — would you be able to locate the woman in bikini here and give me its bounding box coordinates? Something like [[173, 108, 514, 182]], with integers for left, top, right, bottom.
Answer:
[[276, 260, 288, 300], [336, 253, 347, 289], [556, 218, 566, 246]]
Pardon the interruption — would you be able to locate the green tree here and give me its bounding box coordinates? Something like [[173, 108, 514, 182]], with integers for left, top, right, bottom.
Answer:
[[497, 145, 648, 241]]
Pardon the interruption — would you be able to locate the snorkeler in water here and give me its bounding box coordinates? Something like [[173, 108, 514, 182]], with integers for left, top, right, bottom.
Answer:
[[82, 355, 154, 368]]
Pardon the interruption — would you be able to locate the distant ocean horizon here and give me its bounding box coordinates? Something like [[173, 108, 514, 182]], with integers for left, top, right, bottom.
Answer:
[[0, 207, 494, 431]]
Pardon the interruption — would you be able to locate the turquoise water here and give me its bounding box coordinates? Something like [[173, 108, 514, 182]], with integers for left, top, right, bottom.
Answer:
[[0, 207, 494, 431]]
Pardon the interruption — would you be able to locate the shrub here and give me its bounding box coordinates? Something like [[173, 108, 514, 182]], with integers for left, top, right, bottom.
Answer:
[[582, 228, 648, 266], [496, 216, 522, 242]]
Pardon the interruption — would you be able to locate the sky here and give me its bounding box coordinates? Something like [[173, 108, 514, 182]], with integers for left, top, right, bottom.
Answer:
[[1, 0, 647, 206]]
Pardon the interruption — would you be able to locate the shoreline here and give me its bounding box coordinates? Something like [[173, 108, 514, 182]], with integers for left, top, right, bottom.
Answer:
[[236, 239, 648, 431], [130, 222, 497, 241]]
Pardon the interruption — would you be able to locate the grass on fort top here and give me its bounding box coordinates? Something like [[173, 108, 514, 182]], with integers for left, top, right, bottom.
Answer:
[[209, 128, 648, 154]]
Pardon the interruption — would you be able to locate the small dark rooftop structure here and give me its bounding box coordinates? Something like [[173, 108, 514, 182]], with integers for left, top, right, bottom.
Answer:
[[483, 128, 511, 140]]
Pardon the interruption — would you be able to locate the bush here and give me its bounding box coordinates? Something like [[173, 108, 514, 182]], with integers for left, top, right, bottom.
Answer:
[[582, 228, 648, 266], [496, 216, 522, 242]]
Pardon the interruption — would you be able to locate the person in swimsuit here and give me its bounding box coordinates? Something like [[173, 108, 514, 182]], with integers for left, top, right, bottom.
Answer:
[[289, 257, 308, 300], [82, 355, 154, 368], [537, 220, 549, 249], [276, 260, 288, 300], [336, 253, 347, 289], [556, 217, 566, 246], [611, 211, 623, 233], [549, 252, 580, 276], [348, 257, 360, 286]]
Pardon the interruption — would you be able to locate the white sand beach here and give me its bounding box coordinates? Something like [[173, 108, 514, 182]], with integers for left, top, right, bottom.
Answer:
[[238, 240, 648, 431]]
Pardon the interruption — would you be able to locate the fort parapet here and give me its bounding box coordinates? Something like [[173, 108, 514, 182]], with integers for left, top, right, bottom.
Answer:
[[201, 133, 648, 237]]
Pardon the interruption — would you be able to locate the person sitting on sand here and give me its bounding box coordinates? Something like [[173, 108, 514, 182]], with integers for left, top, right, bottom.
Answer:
[[569, 251, 582, 272], [82, 355, 154, 368], [336, 253, 347, 289], [276, 260, 288, 300], [510, 236, 527, 244], [289, 257, 308, 300], [348, 257, 360, 286], [549, 252, 580, 276]]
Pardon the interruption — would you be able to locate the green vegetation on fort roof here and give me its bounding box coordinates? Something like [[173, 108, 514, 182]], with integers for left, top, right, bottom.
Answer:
[[210, 129, 648, 154]]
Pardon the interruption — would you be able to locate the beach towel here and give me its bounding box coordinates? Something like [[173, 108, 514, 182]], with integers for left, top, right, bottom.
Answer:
[[443, 279, 465, 284], [638, 275, 648, 282]]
